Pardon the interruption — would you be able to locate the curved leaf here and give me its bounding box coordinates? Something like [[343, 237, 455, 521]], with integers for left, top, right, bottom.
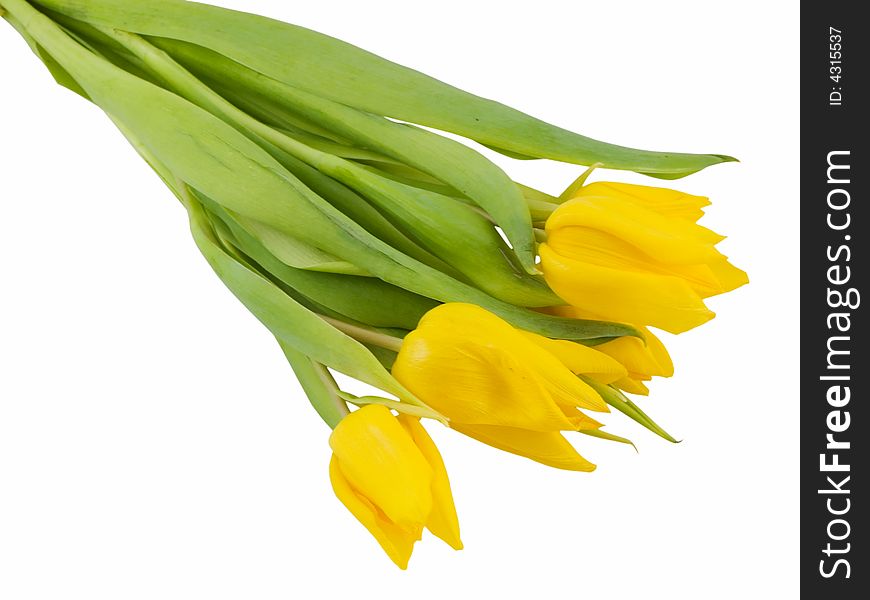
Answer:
[[36, 0, 734, 178]]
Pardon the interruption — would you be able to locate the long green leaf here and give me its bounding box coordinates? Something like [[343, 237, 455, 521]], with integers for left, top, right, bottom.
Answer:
[[182, 195, 429, 408], [34, 0, 734, 179], [329, 174, 561, 307], [150, 36, 537, 272], [3, 10, 90, 98], [39, 9, 537, 273], [205, 200, 439, 330], [279, 343, 349, 429], [53, 20, 472, 279], [221, 218, 365, 275], [91, 30, 553, 305], [253, 143, 459, 276]]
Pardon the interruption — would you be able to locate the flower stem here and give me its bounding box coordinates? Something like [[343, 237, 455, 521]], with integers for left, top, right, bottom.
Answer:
[[318, 314, 405, 353]]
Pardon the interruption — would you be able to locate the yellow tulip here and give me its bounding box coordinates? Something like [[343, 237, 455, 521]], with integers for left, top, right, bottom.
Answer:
[[392, 303, 627, 471], [541, 305, 674, 395], [599, 327, 673, 395], [329, 404, 461, 569], [540, 181, 748, 334]]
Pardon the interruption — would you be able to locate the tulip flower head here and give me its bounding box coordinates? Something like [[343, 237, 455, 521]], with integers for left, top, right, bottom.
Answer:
[[541, 305, 674, 395], [540, 182, 748, 334], [329, 404, 462, 569], [392, 303, 628, 471]]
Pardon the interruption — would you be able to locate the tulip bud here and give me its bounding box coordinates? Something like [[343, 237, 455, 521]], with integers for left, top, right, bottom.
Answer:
[[540, 305, 674, 395], [540, 182, 748, 333], [329, 405, 461, 569], [392, 303, 629, 471]]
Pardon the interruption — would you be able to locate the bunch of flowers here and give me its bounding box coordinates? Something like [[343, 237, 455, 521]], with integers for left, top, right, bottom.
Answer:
[[2, 0, 747, 568]]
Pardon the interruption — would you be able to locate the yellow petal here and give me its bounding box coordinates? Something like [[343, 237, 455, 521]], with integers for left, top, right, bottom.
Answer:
[[534, 306, 675, 375], [544, 375, 609, 414], [595, 334, 669, 379], [547, 226, 727, 296], [546, 196, 723, 264], [595, 336, 659, 377], [395, 327, 579, 431], [535, 308, 674, 381], [521, 331, 627, 384], [542, 182, 746, 333], [395, 303, 592, 430], [704, 256, 750, 297], [643, 327, 674, 377], [329, 405, 433, 529], [577, 181, 710, 222], [613, 377, 651, 396], [507, 344, 609, 414], [560, 406, 604, 430], [454, 424, 596, 472], [428, 303, 609, 413], [329, 456, 418, 569], [397, 415, 463, 550], [540, 244, 714, 333]]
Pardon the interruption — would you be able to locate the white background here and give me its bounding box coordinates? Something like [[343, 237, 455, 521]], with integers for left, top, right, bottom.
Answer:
[[0, 1, 798, 598]]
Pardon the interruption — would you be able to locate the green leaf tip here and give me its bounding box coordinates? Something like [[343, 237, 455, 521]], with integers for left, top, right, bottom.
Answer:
[[638, 153, 739, 180], [579, 428, 637, 451], [581, 378, 679, 443]]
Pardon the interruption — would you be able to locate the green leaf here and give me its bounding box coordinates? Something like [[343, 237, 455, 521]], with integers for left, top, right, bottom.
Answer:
[[363, 344, 398, 371], [60, 22, 472, 278], [324, 170, 561, 307], [2, 9, 89, 98], [205, 201, 439, 330], [121, 40, 555, 304], [34, 0, 734, 179], [280, 343, 349, 429], [583, 377, 679, 443], [225, 214, 367, 275], [148, 36, 537, 273], [578, 428, 636, 449], [254, 143, 458, 276], [182, 190, 430, 408]]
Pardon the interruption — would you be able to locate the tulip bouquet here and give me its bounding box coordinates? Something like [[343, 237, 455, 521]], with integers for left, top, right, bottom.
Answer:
[[2, 0, 747, 568]]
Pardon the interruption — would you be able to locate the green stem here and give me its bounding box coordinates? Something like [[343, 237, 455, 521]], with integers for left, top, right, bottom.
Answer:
[[339, 392, 445, 422], [526, 198, 559, 221], [318, 314, 404, 353]]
